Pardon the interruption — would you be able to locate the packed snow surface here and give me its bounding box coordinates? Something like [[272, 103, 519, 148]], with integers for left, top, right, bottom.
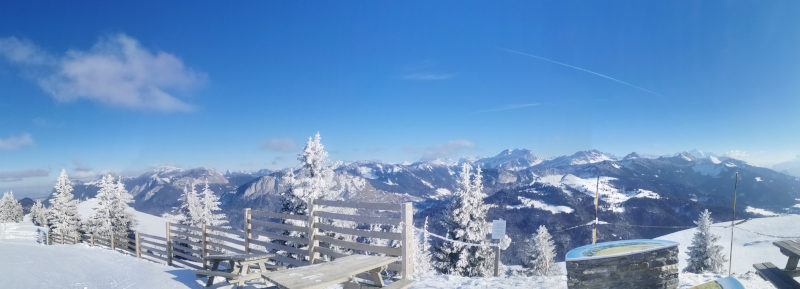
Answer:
[[77, 198, 168, 236], [744, 206, 778, 217]]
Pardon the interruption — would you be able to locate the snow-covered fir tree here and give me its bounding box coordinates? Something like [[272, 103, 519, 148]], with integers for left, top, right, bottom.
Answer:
[[523, 225, 560, 276], [0, 191, 24, 222], [87, 175, 136, 238], [29, 200, 48, 226], [280, 132, 337, 217], [414, 216, 434, 275], [48, 169, 81, 239], [685, 209, 727, 273], [174, 184, 203, 227], [199, 179, 227, 227], [433, 163, 494, 277]]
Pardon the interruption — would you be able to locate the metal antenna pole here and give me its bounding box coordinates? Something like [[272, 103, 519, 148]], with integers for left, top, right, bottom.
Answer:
[[729, 172, 738, 275], [593, 174, 599, 244]]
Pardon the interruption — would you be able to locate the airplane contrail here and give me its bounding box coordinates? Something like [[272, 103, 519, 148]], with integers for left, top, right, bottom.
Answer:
[[501, 48, 659, 95]]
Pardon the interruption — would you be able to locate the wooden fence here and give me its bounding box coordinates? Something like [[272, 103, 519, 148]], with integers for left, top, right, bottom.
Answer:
[[45, 201, 414, 279]]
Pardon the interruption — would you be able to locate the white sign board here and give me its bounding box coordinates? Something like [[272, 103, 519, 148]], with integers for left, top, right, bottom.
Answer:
[[491, 219, 506, 240]]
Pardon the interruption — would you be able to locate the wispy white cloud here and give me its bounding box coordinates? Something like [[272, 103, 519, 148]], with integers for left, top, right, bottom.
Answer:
[[0, 168, 48, 182], [501, 48, 659, 95], [262, 138, 297, 153], [478, 103, 539, 113], [724, 150, 797, 167], [408, 139, 475, 160], [0, 133, 33, 150], [0, 34, 206, 112], [402, 72, 455, 81]]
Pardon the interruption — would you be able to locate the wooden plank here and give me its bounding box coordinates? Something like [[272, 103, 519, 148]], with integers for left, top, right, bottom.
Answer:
[[138, 233, 167, 242], [252, 230, 309, 245], [271, 252, 309, 267], [251, 210, 308, 221], [173, 250, 203, 263], [315, 211, 400, 226], [262, 255, 399, 289], [753, 262, 800, 289], [141, 244, 168, 256], [205, 225, 244, 236], [142, 252, 169, 263], [388, 262, 402, 272], [315, 246, 347, 259], [139, 238, 166, 249], [315, 235, 402, 256], [209, 242, 246, 255], [173, 244, 204, 256], [314, 223, 402, 241], [250, 239, 309, 257], [206, 232, 245, 246], [315, 199, 402, 211], [250, 219, 307, 233], [171, 236, 203, 247], [171, 223, 203, 233]]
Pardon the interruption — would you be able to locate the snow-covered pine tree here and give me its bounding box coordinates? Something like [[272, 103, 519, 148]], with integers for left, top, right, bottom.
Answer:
[[685, 209, 727, 273], [433, 163, 493, 277], [87, 175, 135, 238], [0, 191, 24, 222], [112, 176, 136, 236], [199, 179, 227, 227], [174, 184, 203, 227], [523, 225, 560, 276], [280, 132, 337, 217], [414, 216, 434, 275], [48, 169, 81, 239], [30, 200, 48, 226]]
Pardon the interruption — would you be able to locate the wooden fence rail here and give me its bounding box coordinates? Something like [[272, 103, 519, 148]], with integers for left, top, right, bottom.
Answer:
[[44, 200, 415, 281]]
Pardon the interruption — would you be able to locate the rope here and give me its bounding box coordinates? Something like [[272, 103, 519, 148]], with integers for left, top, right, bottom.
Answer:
[[733, 226, 800, 239]]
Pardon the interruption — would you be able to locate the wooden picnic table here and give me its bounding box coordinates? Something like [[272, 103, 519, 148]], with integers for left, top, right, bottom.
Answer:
[[261, 255, 412, 289], [195, 253, 277, 287], [753, 239, 800, 289]]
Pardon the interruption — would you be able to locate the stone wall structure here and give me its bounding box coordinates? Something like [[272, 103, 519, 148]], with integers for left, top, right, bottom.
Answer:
[[565, 239, 679, 289]]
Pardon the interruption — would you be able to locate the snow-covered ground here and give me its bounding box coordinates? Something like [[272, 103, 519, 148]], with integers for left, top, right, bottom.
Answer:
[[2, 213, 798, 288], [77, 198, 168, 236]]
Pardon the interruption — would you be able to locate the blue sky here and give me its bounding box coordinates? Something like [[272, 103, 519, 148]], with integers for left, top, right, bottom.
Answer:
[[1, 1, 800, 197]]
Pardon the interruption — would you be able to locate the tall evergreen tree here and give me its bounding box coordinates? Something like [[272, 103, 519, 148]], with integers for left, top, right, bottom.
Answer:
[[29, 200, 48, 226], [199, 179, 227, 227], [48, 169, 81, 239], [523, 225, 560, 276], [433, 163, 493, 277], [685, 209, 727, 273], [280, 132, 337, 217], [87, 175, 136, 238], [174, 184, 203, 227], [0, 191, 24, 222]]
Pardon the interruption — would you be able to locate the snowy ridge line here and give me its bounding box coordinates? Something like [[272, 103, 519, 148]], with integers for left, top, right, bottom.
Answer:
[[733, 226, 800, 239], [413, 227, 499, 248]]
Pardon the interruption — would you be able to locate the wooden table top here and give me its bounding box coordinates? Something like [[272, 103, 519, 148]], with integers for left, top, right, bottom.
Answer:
[[261, 255, 399, 289], [774, 240, 800, 257]]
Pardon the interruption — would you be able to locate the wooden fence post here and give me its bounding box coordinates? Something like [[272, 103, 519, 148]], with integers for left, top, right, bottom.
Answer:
[[244, 208, 252, 254], [91, 234, 95, 246], [60, 233, 64, 244], [202, 224, 209, 269], [306, 199, 319, 264], [46, 230, 51, 245], [401, 202, 414, 280], [166, 222, 173, 266], [74, 233, 78, 244], [110, 232, 115, 251], [135, 232, 141, 259]]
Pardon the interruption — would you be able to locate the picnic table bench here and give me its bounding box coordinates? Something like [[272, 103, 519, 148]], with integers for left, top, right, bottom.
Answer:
[[261, 254, 415, 289], [753, 239, 800, 289], [195, 253, 282, 287]]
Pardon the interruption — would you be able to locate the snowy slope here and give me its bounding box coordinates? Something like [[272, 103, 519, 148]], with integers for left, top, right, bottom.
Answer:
[[77, 198, 168, 236]]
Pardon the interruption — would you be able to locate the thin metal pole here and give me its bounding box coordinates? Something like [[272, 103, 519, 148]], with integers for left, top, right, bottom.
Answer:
[[729, 172, 738, 275], [593, 174, 599, 244]]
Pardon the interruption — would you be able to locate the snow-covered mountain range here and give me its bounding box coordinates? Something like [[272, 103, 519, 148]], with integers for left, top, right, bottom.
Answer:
[[56, 149, 800, 264]]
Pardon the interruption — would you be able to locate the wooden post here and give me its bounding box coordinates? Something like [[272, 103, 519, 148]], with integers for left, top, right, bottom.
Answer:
[[166, 222, 173, 266], [135, 232, 141, 259], [306, 199, 319, 264], [493, 242, 501, 277], [91, 234, 95, 246], [401, 202, 414, 280], [244, 208, 252, 254], [46, 230, 51, 245], [110, 232, 115, 251], [74, 234, 78, 244], [202, 224, 209, 269], [60, 233, 64, 244]]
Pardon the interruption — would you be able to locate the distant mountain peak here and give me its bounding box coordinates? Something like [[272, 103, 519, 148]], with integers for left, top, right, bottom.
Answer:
[[476, 148, 542, 170]]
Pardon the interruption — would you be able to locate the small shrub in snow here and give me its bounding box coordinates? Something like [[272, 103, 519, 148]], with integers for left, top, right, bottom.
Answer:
[[433, 163, 494, 277], [414, 217, 434, 274], [0, 191, 24, 222], [29, 200, 48, 226], [685, 209, 727, 273]]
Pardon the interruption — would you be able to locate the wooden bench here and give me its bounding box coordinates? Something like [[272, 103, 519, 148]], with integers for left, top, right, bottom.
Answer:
[[753, 262, 800, 289], [261, 255, 415, 289], [195, 253, 278, 287]]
